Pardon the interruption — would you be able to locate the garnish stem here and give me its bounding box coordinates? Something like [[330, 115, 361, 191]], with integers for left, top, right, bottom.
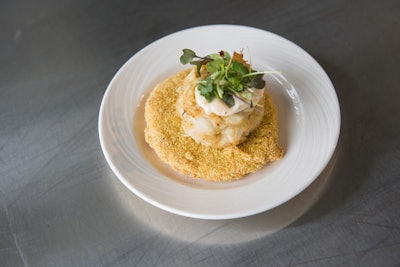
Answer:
[[241, 70, 281, 77]]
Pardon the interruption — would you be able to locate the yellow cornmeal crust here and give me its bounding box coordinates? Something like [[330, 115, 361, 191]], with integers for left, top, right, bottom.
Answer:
[[144, 68, 284, 181]]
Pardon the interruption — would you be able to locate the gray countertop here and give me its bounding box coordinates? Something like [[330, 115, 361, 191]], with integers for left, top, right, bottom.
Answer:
[[1, 0, 400, 266]]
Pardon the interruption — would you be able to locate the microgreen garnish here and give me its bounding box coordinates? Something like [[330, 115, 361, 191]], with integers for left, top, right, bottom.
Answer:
[[180, 49, 275, 108]]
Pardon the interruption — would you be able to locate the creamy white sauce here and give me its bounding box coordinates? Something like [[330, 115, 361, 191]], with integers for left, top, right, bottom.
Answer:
[[195, 86, 265, 116]]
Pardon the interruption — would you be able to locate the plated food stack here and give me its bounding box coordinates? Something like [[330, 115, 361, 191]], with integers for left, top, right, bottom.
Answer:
[[144, 49, 283, 181]]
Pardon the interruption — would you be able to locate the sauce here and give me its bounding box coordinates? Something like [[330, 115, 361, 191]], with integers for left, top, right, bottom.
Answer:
[[195, 86, 265, 116]]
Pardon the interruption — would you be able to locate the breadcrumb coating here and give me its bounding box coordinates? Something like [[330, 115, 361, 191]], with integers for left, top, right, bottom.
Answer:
[[144, 68, 283, 181]]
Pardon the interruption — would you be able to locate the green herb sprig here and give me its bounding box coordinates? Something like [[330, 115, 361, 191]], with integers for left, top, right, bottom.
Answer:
[[180, 49, 274, 108]]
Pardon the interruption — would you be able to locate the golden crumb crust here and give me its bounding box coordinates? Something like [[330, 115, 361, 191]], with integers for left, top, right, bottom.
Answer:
[[144, 68, 283, 181]]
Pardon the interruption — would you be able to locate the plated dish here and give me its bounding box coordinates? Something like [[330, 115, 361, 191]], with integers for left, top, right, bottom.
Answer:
[[98, 25, 340, 219]]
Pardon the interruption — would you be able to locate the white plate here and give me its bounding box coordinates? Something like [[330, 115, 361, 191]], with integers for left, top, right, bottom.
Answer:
[[99, 25, 340, 220]]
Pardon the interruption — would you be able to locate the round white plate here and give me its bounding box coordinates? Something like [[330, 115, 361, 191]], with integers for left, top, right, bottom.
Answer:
[[99, 25, 340, 220]]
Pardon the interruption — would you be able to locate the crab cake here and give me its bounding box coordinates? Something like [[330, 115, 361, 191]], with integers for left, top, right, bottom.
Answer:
[[144, 68, 283, 181]]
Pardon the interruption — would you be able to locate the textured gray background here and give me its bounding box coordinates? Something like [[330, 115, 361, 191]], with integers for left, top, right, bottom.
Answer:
[[1, 0, 400, 266]]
